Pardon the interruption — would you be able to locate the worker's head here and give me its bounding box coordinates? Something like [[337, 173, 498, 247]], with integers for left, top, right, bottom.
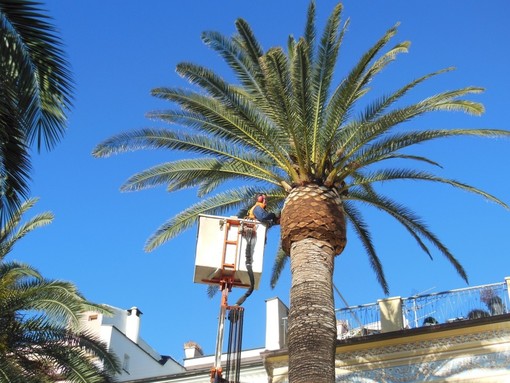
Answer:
[[257, 194, 267, 206]]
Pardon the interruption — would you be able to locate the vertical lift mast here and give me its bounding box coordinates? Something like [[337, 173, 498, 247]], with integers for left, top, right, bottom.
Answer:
[[193, 215, 267, 383]]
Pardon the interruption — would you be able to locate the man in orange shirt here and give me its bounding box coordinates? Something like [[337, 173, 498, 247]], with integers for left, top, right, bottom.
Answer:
[[247, 194, 279, 226]]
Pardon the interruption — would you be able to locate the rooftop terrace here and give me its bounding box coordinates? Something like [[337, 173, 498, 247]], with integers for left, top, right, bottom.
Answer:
[[334, 277, 510, 340]]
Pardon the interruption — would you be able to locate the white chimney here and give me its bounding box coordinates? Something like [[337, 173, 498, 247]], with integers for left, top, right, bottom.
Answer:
[[265, 297, 289, 350], [184, 341, 204, 359], [126, 307, 142, 343]]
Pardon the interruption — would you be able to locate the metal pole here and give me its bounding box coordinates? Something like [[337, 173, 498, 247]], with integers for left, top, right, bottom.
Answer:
[[212, 282, 229, 382]]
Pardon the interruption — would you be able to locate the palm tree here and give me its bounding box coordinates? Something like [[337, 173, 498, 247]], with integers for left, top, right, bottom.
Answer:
[[93, 2, 509, 382], [0, 198, 120, 383], [0, 0, 73, 224]]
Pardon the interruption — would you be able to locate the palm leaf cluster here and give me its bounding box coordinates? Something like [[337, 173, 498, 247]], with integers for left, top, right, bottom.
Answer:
[[94, 1, 508, 293], [0, 0, 73, 225], [0, 199, 119, 383]]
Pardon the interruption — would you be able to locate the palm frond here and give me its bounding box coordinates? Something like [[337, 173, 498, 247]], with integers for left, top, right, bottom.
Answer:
[[341, 128, 510, 181], [270, 247, 288, 289], [361, 68, 455, 123], [120, 158, 282, 193], [343, 201, 388, 294], [145, 187, 260, 252], [308, 2, 344, 164], [150, 86, 290, 169], [0, 0, 73, 150], [348, 168, 508, 209], [349, 189, 468, 283], [0, 198, 53, 259], [233, 18, 264, 72], [322, 23, 400, 143], [0, 199, 118, 382], [303, 1, 316, 61], [145, 186, 284, 252], [291, 38, 314, 172], [201, 27, 264, 96]]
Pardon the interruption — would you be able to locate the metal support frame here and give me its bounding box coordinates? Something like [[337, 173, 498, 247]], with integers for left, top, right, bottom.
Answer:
[[210, 278, 233, 383]]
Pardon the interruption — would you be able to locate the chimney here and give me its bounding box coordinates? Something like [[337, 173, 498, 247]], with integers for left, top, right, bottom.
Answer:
[[378, 297, 404, 333], [265, 297, 289, 350], [184, 341, 203, 359], [126, 307, 142, 343]]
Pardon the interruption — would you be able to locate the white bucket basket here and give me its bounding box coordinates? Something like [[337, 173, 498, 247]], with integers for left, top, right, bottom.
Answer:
[[194, 214, 267, 289]]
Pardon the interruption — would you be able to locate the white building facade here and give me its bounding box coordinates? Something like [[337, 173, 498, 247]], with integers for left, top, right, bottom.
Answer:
[[83, 278, 510, 383]]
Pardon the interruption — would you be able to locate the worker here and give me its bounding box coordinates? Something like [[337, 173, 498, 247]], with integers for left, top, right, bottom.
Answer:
[[247, 194, 279, 226]]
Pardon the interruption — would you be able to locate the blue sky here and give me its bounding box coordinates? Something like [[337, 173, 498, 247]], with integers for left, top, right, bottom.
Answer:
[[14, 0, 510, 362]]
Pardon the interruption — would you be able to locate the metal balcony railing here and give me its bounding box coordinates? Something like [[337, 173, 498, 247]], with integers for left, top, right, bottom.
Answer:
[[333, 279, 509, 340], [336, 301, 381, 339], [402, 281, 508, 328]]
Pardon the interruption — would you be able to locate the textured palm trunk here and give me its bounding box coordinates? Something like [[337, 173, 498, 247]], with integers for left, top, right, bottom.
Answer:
[[288, 238, 336, 383], [281, 184, 346, 383]]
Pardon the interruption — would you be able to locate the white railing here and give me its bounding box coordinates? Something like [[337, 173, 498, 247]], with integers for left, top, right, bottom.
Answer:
[[402, 281, 508, 328], [333, 278, 509, 340], [336, 301, 381, 339]]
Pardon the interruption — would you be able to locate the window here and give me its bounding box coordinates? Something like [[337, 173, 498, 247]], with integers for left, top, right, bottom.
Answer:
[[122, 354, 130, 373]]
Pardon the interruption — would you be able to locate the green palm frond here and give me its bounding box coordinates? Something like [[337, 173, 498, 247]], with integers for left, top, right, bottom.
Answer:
[[150, 87, 289, 166], [303, 1, 316, 61], [348, 168, 508, 208], [0, 0, 73, 225], [201, 20, 264, 96], [0, 198, 53, 260], [0, 198, 119, 382], [95, 128, 252, 159], [375, 153, 443, 168], [121, 158, 282, 193], [290, 38, 314, 174], [343, 201, 388, 294], [9, 317, 118, 383], [145, 187, 257, 251], [322, 23, 401, 139], [270, 247, 288, 289], [359, 68, 454, 124], [349, 188, 468, 283], [0, 261, 42, 292], [0, 0, 73, 149], [145, 186, 284, 252], [341, 128, 510, 182], [258, 48, 294, 132], [234, 18, 264, 68]]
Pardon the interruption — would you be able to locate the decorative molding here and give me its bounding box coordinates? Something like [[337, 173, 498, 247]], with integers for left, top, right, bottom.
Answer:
[[264, 323, 510, 382], [336, 351, 510, 382], [336, 328, 510, 361]]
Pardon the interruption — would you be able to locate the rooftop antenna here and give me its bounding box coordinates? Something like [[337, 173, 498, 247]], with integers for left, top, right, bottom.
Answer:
[[194, 214, 268, 383], [407, 287, 436, 328]]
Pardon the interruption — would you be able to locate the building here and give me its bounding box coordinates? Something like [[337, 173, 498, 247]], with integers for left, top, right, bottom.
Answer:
[[80, 306, 185, 381], [264, 277, 510, 382], [82, 277, 510, 382]]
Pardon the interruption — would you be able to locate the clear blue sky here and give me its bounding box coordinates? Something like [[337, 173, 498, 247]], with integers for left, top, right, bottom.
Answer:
[[15, 0, 510, 362]]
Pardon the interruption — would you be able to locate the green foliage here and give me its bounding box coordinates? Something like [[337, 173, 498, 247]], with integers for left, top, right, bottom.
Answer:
[[0, 199, 120, 382], [0, 0, 74, 225], [94, 1, 509, 293]]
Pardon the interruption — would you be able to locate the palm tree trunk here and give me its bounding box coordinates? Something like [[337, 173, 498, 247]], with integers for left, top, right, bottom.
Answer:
[[280, 184, 346, 383], [288, 238, 336, 383]]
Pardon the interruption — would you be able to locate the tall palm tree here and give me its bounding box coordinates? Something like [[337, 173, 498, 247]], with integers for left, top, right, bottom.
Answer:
[[0, 198, 120, 383], [93, 2, 509, 382], [0, 0, 73, 224]]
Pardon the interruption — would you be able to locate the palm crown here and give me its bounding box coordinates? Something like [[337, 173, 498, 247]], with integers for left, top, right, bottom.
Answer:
[[93, 2, 508, 294]]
